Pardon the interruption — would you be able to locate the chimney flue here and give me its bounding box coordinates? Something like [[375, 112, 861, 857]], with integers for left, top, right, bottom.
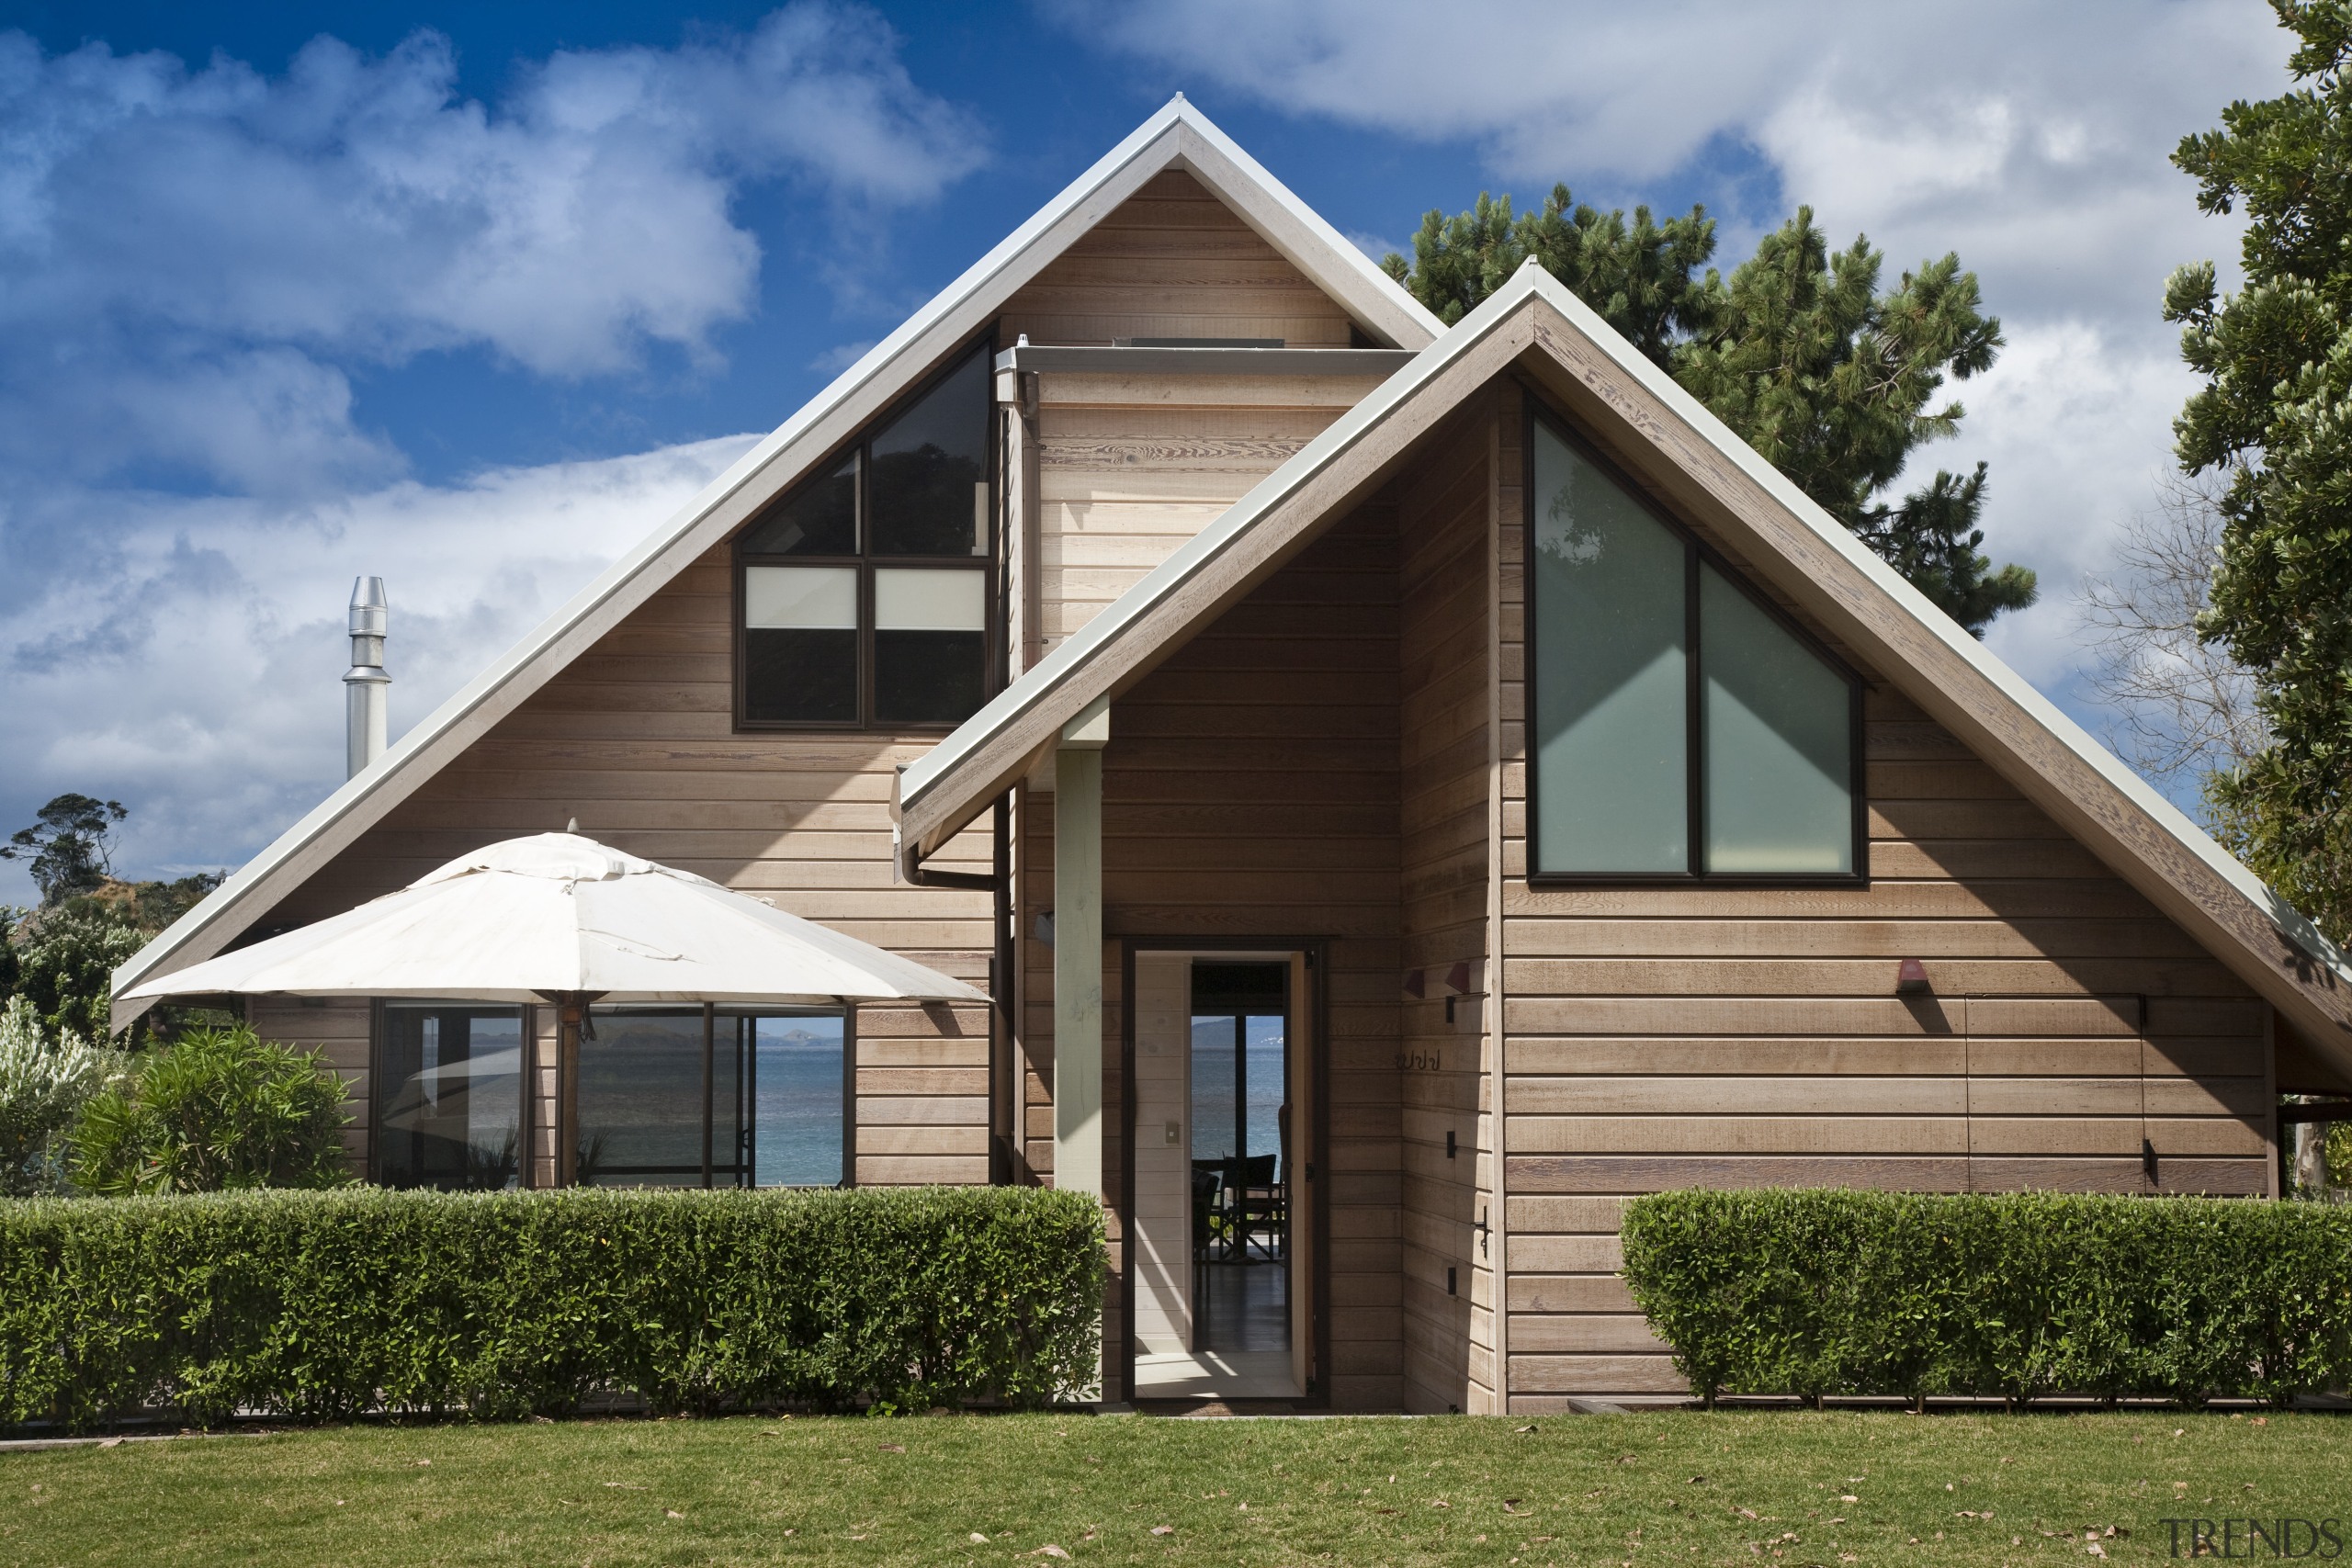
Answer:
[[345, 576, 390, 778]]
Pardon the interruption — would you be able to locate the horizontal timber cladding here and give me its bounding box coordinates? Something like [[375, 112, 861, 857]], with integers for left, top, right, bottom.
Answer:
[[1395, 399, 1499, 1414], [996, 168, 1357, 351], [998, 169, 1376, 664], [1013, 494, 1408, 1410], [1498, 392, 2277, 1413], [247, 996, 374, 1178], [242, 545, 999, 1188]]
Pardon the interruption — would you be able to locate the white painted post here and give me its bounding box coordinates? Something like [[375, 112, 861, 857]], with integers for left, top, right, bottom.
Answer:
[[1053, 695, 1110, 1198]]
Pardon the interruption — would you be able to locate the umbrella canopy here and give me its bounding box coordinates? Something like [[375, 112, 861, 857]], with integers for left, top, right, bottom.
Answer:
[[117, 832, 986, 1018]]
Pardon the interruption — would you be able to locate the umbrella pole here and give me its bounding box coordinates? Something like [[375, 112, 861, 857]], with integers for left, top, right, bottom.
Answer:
[[700, 1001, 715, 1190], [559, 998, 582, 1186]]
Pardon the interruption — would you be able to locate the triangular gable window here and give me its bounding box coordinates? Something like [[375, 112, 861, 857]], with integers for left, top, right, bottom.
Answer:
[[1525, 413, 1863, 882]]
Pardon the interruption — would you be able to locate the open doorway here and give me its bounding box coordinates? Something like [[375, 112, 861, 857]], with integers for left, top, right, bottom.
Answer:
[[1130, 949, 1315, 1401]]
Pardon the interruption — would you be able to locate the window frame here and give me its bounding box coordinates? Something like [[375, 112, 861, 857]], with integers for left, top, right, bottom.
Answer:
[[1521, 399, 1868, 887], [578, 1003, 854, 1190], [369, 998, 529, 1190], [732, 336, 999, 733]]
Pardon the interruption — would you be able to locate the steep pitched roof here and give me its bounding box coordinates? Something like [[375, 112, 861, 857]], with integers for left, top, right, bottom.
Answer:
[[114, 99, 1442, 1008], [898, 260, 2352, 1077]]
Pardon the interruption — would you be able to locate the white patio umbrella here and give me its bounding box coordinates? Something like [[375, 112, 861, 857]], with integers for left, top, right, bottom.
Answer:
[[119, 832, 986, 1187], [119, 831, 986, 1010]]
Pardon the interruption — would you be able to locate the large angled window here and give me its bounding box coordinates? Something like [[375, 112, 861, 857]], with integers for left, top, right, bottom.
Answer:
[[736, 344, 992, 729], [1527, 416, 1861, 880]]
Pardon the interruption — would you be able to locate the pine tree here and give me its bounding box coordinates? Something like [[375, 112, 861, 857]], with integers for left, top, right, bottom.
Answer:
[[1385, 197, 2035, 634], [2167, 0, 2352, 940], [1380, 185, 1719, 363]]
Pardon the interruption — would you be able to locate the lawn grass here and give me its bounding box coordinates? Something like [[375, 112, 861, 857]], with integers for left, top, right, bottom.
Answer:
[[6, 1408, 2349, 1566]]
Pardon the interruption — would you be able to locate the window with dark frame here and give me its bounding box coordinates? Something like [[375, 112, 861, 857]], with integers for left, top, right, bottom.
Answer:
[[736, 343, 994, 729], [1525, 409, 1864, 882], [370, 1002, 852, 1190], [375, 1001, 525, 1190], [576, 1007, 849, 1189]]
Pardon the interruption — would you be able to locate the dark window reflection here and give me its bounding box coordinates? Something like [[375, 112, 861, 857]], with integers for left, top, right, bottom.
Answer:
[[869, 349, 988, 556], [741, 450, 857, 556], [577, 1009, 845, 1188], [874, 630, 987, 724], [377, 1004, 523, 1190], [746, 627, 856, 723]]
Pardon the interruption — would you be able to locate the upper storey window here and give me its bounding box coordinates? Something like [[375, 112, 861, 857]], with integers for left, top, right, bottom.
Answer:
[[1526, 414, 1862, 881], [736, 344, 992, 729]]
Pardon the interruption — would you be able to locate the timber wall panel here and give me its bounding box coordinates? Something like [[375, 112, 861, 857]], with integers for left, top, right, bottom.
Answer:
[[999, 172, 1376, 662], [248, 544, 997, 1187], [1394, 403, 1496, 1414], [997, 169, 1356, 350], [1497, 395, 2276, 1408]]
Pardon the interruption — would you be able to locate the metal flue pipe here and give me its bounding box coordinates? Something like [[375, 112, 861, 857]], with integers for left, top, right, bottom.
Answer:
[[344, 576, 390, 778]]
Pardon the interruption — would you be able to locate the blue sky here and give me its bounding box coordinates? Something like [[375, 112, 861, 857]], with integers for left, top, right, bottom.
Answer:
[[0, 0, 2295, 901]]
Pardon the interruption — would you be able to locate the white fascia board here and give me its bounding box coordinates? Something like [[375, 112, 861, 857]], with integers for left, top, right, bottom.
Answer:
[[1504, 259, 2352, 991], [900, 263, 1531, 827], [113, 97, 1439, 1001]]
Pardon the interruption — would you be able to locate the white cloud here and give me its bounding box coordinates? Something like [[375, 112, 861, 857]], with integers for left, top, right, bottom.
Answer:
[[0, 5, 986, 899], [1047, 0, 2288, 765], [0, 6, 985, 493], [0, 435, 758, 904]]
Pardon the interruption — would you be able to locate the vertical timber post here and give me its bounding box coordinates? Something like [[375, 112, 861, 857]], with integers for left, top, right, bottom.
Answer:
[[1053, 695, 1110, 1198]]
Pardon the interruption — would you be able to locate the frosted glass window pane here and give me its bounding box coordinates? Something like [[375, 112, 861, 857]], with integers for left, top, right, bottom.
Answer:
[[874, 567, 985, 630], [744, 566, 855, 629], [1702, 565, 1854, 873], [1530, 423, 1689, 874]]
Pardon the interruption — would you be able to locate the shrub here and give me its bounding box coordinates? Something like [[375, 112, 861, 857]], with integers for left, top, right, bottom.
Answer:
[[0, 1184, 1106, 1428], [0, 998, 120, 1196], [68, 1023, 353, 1195], [1620, 1189, 2352, 1407]]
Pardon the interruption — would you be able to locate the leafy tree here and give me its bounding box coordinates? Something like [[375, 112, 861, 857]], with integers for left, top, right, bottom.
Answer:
[[67, 1022, 353, 1195], [13, 904, 146, 1045], [125, 871, 225, 931], [2, 794, 127, 905], [2167, 0, 2352, 941], [1384, 197, 2036, 633], [0, 996, 118, 1195]]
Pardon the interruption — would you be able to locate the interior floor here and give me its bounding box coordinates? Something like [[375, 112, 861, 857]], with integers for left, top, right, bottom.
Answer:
[[1133, 1262, 1295, 1398], [1201, 1259, 1287, 1352]]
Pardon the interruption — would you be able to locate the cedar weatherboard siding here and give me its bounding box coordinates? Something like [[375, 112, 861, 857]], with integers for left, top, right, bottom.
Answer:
[[1003, 170, 1376, 664], [247, 547, 998, 1188], [1396, 401, 1498, 1413], [1497, 392, 2272, 1409]]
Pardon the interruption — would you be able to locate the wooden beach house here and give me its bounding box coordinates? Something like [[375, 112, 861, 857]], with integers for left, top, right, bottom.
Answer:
[[115, 99, 2352, 1413]]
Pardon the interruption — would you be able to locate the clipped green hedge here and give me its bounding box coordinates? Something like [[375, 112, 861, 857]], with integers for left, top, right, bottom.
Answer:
[[0, 1185, 1103, 1429], [1621, 1189, 2352, 1406]]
